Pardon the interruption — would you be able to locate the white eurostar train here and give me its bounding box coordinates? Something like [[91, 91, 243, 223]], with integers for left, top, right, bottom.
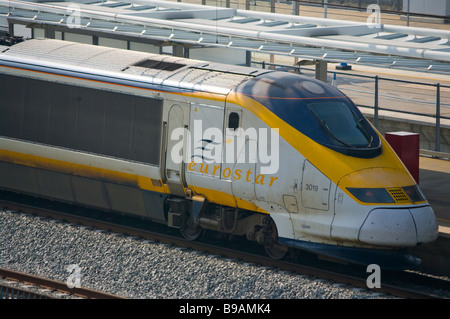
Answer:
[[0, 39, 438, 269]]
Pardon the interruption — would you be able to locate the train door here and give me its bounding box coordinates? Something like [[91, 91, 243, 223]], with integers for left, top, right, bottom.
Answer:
[[301, 160, 331, 211], [224, 108, 257, 201], [189, 103, 224, 178], [185, 103, 225, 194], [163, 102, 190, 197], [295, 160, 333, 238]]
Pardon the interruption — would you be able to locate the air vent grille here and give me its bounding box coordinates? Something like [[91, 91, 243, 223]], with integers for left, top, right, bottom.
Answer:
[[134, 59, 185, 71], [387, 187, 410, 203]]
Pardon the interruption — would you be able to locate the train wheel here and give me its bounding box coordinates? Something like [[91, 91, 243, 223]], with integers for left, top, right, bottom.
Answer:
[[180, 213, 202, 241], [264, 243, 288, 260], [262, 217, 288, 259]]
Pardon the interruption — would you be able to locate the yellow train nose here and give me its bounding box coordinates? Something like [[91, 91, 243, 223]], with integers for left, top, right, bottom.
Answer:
[[338, 167, 423, 205]]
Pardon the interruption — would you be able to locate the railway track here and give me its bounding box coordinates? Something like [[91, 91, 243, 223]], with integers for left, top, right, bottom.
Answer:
[[1, 196, 449, 299], [0, 268, 127, 299]]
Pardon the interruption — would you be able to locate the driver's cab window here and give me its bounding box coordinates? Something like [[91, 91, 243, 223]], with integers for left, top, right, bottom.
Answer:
[[228, 112, 240, 131]]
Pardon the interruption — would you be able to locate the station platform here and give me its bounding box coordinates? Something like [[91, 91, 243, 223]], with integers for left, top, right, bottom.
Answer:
[[406, 155, 450, 276], [419, 155, 450, 238]]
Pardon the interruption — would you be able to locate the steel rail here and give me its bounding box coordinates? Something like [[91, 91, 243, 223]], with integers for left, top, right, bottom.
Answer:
[[0, 282, 52, 299], [0, 268, 127, 299], [1, 198, 445, 299]]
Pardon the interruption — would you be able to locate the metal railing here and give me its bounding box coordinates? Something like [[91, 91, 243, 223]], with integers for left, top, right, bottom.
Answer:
[[252, 60, 449, 153]]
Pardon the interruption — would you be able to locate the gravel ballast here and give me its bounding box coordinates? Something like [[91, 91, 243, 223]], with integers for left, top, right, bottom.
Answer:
[[1, 208, 395, 299]]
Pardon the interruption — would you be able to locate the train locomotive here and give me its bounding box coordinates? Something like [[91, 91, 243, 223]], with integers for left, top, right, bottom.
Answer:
[[0, 39, 438, 269]]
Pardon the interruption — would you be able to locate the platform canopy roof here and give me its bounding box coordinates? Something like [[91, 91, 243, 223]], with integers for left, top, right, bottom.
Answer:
[[1, 0, 449, 73]]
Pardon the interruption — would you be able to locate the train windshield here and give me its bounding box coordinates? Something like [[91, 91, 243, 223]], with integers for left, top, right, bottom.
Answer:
[[236, 72, 382, 158], [307, 101, 372, 148]]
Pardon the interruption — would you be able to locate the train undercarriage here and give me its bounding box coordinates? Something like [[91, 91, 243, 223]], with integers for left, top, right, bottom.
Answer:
[[166, 196, 288, 259]]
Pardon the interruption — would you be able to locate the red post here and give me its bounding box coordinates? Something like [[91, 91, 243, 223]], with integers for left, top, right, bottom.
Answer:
[[385, 132, 420, 183]]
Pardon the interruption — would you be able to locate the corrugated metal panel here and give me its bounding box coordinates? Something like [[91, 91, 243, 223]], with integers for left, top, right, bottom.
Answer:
[[1, 0, 449, 74]]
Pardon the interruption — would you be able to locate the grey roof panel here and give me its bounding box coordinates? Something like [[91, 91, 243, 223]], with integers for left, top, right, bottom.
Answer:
[[1, 38, 258, 94]]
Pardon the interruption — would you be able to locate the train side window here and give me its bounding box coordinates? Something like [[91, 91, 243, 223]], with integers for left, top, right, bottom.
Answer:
[[228, 112, 240, 131]]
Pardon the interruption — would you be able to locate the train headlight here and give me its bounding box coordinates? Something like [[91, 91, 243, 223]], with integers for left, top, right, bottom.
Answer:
[[347, 185, 427, 204], [347, 188, 395, 203], [402, 185, 426, 203]]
